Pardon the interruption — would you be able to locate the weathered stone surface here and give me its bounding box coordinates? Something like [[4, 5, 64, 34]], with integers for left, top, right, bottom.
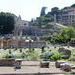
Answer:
[[14, 60, 21, 69], [55, 61, 65, 68], [0, 59, 15, 66], [61, 64, 71, 72], [58, 48, 71, 59], [40, 61, 49, 68]]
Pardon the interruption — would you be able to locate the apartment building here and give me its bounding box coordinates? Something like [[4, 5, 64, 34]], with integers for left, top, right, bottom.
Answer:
[[61, 7, 75, 25], [50, 6, 75, 26]]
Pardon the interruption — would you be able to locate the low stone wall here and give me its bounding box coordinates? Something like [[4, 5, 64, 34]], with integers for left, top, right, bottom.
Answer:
[[0, 59, 15, 66], [55, 61, 66, 68], [0, 39, 46, 48], [0, 73, 74, 75], [18, 41, 46, 48]]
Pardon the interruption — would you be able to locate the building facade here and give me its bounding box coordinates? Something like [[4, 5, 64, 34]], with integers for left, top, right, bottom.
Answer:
[[50, 7, 75, 26], [14, 15, 30, 36], [61, 7, 75, 25], [13, 15, 43, 37]]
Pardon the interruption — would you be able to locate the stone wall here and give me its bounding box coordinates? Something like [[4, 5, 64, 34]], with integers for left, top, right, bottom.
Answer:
[[0, 59, 15, 66], [0, 39, 46, 48], [18, 41, 46, 48]]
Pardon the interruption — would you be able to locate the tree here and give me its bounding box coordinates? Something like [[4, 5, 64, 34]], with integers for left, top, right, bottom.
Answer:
[[0, 12, 15, 35], [40, 7, 47, 16], [51, 7, 59, 13], [36, 16, 53, 28], [51, 52, 62, 61], [71, 4, 75, 7], [52, 27, 75, 43]]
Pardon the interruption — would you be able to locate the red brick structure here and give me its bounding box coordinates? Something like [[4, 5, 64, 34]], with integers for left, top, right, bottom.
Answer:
[[0, 38, 46, 48]]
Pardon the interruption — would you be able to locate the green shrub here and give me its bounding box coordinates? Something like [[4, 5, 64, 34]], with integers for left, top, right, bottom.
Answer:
[[41, 52, 53, 60], [41, 46, 45, 53], [21, 52, 27, 59], [14, 53, 22, 59], [5, 54, 14, 59], [9, 50, 12, 54], [68, 56, 75, 61], [50, 52, 62, 61], [27, 51, 40, 61], [19, 49, 22, 52]]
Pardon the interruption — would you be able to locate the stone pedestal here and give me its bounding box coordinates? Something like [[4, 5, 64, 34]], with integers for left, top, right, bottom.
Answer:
[[61, 65, 71, 72], [14, 59, 22, 69], [55, 61, 65, 68], [40, 61, 49, 68]]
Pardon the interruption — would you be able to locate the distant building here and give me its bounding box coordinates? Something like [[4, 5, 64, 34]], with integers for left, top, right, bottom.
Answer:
[[13, 15, 43, 37], [14, 15, 30, 36], [60, 7, 75, 25], [49, 6, 75, 26]]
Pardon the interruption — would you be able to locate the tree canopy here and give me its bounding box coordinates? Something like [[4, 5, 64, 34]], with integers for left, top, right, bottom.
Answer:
[[71, 4, 75, 7], [0, 12, 15, 35], [50, 27, 75, 44], [40, 7, 47, 16]]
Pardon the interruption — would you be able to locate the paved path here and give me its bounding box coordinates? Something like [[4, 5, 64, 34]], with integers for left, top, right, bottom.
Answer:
[[0, 61, 74, 75], [0, 66, 64, 75]]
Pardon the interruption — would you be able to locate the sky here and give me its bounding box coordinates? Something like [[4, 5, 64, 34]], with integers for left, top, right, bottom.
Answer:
[[0, 0, 75, 21]]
